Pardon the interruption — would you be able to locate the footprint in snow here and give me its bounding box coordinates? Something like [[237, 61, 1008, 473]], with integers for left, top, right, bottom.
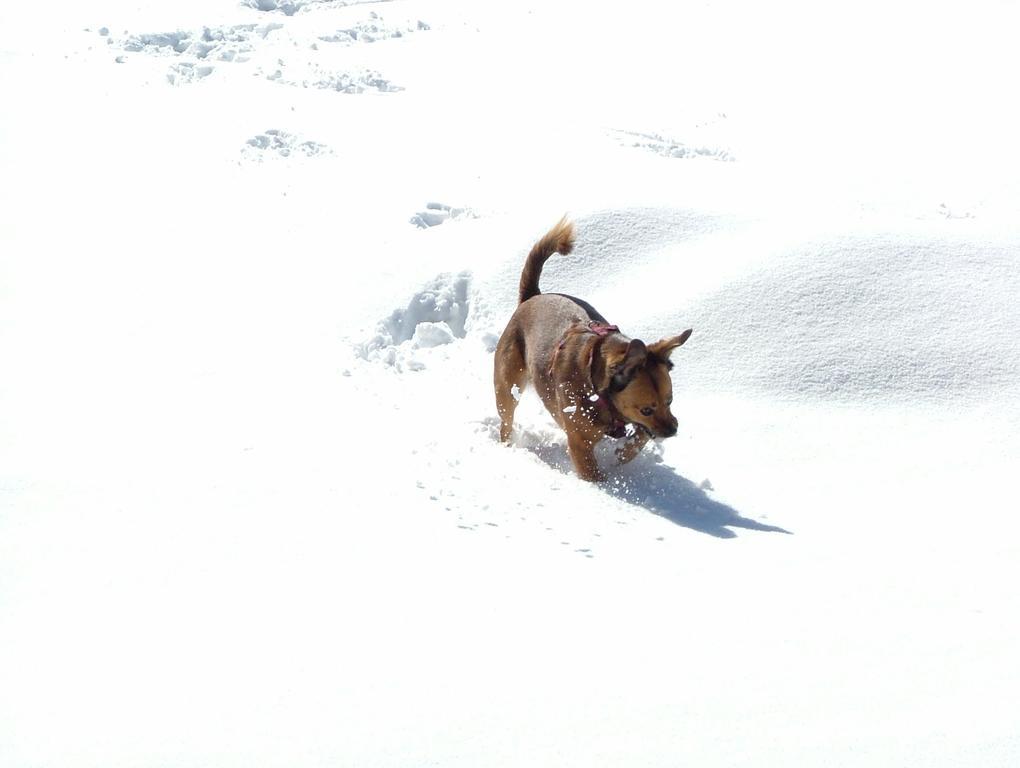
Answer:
[[612, 128, 734, 162], [111, 23, 283, 82], [302, 69, 403, 93], [409, 202, 477, 229], [318, 13, 431, 45], [242, 129, 332, 160], [111, 17, 406, 95]]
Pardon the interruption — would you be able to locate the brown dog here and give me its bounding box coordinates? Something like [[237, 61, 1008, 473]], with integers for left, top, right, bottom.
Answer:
[[493, 218, 693, 481]]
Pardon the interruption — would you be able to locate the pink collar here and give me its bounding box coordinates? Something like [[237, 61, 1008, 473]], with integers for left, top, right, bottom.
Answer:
[[548, 321, 628, 438], [587, 321, 619, 337]]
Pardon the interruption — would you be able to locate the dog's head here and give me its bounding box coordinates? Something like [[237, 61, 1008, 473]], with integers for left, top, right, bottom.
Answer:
[[602, 329, 693, 438]]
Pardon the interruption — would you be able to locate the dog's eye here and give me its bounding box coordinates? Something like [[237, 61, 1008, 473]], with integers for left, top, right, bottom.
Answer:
[[640, 406, 654, 417], [666, 397, 673, 406]]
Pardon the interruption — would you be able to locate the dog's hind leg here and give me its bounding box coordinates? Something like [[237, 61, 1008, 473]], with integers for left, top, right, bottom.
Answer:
[[493, 334, 527, 443]]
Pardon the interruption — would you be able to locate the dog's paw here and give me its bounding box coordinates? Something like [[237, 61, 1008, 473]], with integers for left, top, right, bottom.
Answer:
[[615, 442, 639, 466], [615, 430, 652, 465]]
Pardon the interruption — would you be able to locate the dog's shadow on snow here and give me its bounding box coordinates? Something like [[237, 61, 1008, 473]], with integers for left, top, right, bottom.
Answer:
[[491, 419, 790, 539], [606, 455, 791, 539]]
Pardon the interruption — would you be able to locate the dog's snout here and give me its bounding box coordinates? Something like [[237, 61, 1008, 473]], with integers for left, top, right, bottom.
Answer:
[[661, 424, 678, 438]]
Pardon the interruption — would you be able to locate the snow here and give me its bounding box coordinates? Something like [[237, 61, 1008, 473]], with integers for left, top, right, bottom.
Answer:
[[2, 1, 1019, 766]]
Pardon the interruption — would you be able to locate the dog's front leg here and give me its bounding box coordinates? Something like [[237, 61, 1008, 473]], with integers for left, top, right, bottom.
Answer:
[[616, 429, 650, 465], [566, 432, 605, 482]]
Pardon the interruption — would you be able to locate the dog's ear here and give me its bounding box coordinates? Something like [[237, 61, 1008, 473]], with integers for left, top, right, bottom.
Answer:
[[609, 339, 647, 392], [647, 329, 692, 362]]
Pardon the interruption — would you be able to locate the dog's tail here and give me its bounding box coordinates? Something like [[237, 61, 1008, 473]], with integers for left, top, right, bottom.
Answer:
[[518, 216, 575, 304]]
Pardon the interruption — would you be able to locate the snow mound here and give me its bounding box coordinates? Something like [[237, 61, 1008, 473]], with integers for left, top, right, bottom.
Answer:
[[359, 272, 471, 370], [680, 231, 1020, 401], [574, 208, 730, 263], [475, 207, 731, 327]]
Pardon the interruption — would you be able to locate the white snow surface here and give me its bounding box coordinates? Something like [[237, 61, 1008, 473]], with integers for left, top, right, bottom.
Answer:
[[2, 1, 1019, 766]]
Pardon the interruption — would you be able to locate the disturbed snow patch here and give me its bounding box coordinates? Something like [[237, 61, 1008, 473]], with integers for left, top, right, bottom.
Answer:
[[242, 129, 332, 160], [113, 23, 283, 82], [409, 202, 477, 229], [120, 23, 281, 61], [244, 0, 307, 14], [318, 13, 430, 44], [245, 0, 389, 15], [613, 129, 734, 162], [167, 61, 215, 84], [303, 69, 401, 93], [359, 272, 471, 371], [109, 16, 408, 93], [262, 60, 402, 92]]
